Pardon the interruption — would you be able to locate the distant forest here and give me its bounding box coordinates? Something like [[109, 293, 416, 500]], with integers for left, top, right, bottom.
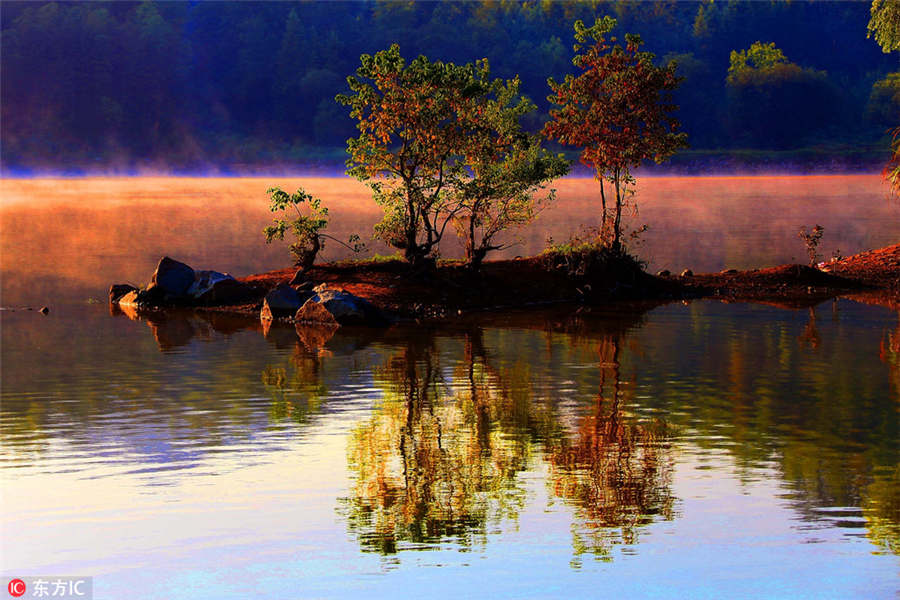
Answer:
[[2, 1, 898, 175]]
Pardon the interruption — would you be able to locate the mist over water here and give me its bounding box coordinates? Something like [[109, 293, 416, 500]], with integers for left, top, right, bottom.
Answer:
[[1, 174, 897, 306]]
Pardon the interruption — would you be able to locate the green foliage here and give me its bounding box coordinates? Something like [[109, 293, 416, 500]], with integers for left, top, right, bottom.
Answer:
[[339, 44, 566, 271], [886, 127, 900, 197], [543, 229, 646, 284], [544, 16, 687, 251], [337, 44, 489, 268], [263, 186, 329, 270], [797, 224, 825, 267], [727, 42, 787, 80], [725, 42, 843, 147], [867, 72, 900, 127], [2, 2, 897, 171], [868, 0, 900, 53], [454, 75, 569, 270]]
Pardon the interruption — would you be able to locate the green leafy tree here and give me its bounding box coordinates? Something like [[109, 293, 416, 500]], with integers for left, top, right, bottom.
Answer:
[[544, 16, 687, 251], [454, 77, 569, 271], [263, 186, 364, 272], [868, 1, 900, 197], [868, 0, 900, 53], [886, 128, 900, 198], [337, 45, 487, 269], [727, 41, 788, 75], [339, 45, 567, 271], [725, 41, 843, 148], [867, 72, 900, 127]]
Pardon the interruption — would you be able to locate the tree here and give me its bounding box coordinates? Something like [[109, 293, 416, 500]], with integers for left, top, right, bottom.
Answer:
[[867, 72, 900, 127], [544, 16, 687, 251], [868, 0, 900, 53], [725, 41, 843, 148], [868, 1, 900, 197], [339, 44, 567, 271], [263, 186, 363, 272], [454, 76, 569, 271], [337, 45, 487, 269], [886, 128, 900, 198]]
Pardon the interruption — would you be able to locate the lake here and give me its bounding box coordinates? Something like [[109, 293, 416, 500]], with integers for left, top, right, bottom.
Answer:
[[1, 176, 898, 598]]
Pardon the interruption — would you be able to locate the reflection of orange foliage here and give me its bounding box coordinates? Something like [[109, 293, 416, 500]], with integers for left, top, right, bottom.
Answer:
[[879, 315, 900, 397], [547, 338, 673, 558], [549, 398, 672, 544]]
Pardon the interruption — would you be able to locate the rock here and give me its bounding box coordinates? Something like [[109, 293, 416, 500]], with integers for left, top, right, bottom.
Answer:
[[656, 269, 671, 277], [295, 286, 387, 326], [680, 269, 693, 277], [116, 286, 166, 309], [188, 270, 249, 305], [149, 256, 195, 297], [39, 306, 49, 314], [117, 290, 141, 307], [720, 268, 738, 275], [260, 283, 306, 321], [109, 284, 138, 303], [295, 298, 339, 325]]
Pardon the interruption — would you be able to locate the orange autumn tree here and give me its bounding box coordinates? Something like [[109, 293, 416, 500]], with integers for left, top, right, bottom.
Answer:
[[337, 45, 487, 269], [544, 16, 687, 251]]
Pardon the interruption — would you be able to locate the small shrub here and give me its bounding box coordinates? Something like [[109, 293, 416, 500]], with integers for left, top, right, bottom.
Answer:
[[264, 186, 367, 271], [797, 224, 824, 267], [542, 230, 646, 284]]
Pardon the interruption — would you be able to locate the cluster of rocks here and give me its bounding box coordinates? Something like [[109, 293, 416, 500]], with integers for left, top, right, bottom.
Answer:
[[656, 269, 695, 278], [109, 256, 388, 328], [109, 256, 253, 308], [260, 282, 387, 327]]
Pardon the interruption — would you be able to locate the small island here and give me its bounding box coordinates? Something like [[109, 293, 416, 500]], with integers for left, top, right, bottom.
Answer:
[[110, 241, 900, 328]]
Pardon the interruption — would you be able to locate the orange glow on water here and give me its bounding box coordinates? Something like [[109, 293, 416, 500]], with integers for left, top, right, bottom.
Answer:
[[1, 175, 897, 305]]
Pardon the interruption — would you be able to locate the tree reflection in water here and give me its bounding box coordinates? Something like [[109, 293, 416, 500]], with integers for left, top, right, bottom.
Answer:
[[340, 309, 674, 561], [97, 300, 898, 557], [547, 335, 673, 565], [340, 330, 538, 554]]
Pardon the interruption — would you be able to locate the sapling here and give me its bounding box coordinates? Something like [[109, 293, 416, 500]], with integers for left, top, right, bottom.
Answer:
[[264, 186, 366, 272], [797, 224, 824, 267]]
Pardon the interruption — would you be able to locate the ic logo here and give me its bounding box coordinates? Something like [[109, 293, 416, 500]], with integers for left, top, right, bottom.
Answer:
[[7, 579, 26, 598]]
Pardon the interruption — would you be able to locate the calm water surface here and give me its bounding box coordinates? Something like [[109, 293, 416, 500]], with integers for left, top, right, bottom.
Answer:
[[1, 176, 898, 598]]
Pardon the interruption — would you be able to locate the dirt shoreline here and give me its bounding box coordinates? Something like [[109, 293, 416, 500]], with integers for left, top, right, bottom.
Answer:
[[186, 243, 900, 321]]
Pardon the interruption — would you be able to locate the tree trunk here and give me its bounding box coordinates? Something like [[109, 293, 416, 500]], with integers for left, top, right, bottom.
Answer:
[[599, 177, 608, 240], [468, 247, 488, 272], [613, 169, 622, 251]]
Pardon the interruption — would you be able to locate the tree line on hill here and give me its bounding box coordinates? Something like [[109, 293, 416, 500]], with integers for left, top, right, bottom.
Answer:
[[2, 0, 898, 174]]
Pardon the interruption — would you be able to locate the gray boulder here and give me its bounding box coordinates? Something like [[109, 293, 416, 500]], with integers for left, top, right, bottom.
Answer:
[[188, 270, 249, 305], [150, 256, 195, 297], [295, 286, 387, 326]]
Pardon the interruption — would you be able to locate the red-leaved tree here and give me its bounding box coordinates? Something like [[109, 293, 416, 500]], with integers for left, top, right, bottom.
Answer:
[[544, 16, 687, 251]]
